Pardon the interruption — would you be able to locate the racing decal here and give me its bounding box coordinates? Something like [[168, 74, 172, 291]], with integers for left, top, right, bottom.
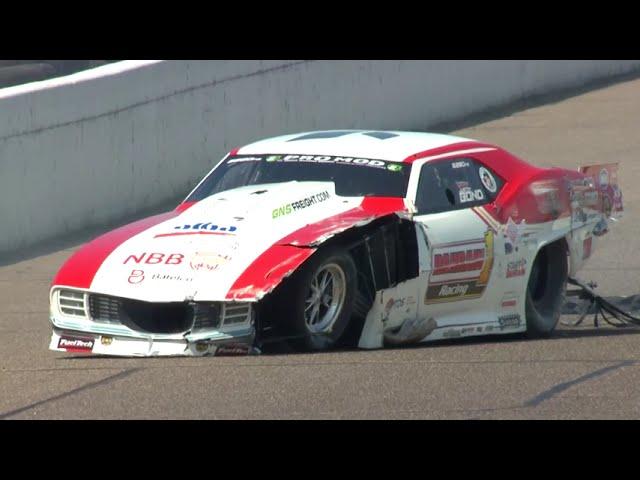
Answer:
[[123, 253, 184, 265], [442, 329, 462, 338], [504, 217, 526, 246], [189, 251, 233, 272], [58, 336, 94, 352], [215, 343, 252, 356], [500, 294, 518, 309], [505, 258, 527, 278], [250, 153, 405, 171], [459, 187, 485, 203], [479, 166, 497, 193], [272, 190, 330, 219], [151, 273, 194, 283], [583, 236, 593, 260], [383, 296, 417, 318], [128, 269, 145, 284], [498, 314, 521, 330], [155, 223, 238, 238], [128, 269, 194, 284], [424, 230, 494, 304], [452, 160, 470, 169]]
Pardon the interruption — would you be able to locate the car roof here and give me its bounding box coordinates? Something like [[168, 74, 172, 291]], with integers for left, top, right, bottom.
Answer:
[[236, 130, 476, 162]]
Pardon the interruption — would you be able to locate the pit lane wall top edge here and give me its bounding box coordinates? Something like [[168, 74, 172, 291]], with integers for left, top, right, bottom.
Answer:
[[1, 60, 639, 256]]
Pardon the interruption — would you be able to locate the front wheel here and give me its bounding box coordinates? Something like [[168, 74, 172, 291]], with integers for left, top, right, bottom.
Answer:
[[281, 247, 358, 352]]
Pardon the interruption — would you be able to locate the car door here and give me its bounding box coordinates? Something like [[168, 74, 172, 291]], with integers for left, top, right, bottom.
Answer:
[[408, 157, 505, 334]]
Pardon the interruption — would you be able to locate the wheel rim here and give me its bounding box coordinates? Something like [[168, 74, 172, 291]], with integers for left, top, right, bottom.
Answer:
[[304, 263, 346, 334]]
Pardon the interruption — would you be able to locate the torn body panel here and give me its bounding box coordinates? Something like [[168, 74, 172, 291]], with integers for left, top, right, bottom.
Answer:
[[226, 197, 411, 302]]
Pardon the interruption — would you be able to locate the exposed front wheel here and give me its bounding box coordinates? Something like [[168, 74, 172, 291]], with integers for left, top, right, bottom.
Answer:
[[282, 247, 358, 352]]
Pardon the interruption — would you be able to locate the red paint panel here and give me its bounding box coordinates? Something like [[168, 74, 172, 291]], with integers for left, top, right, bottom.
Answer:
[[52, 211, 179, 289], [226, 246, 316, 300]]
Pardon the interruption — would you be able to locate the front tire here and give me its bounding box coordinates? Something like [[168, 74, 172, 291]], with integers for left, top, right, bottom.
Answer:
[[525, 241, 568, 337], [282, 247, 358, 352]]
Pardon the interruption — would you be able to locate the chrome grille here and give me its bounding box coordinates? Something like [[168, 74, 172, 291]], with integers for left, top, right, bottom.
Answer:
[[58, 290, 87, 318], [73, 292, 251, 333], [88, 294, 122, 324]]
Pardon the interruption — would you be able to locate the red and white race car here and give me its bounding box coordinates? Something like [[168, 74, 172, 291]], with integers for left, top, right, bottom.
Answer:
[[49, 130, 623, 356]]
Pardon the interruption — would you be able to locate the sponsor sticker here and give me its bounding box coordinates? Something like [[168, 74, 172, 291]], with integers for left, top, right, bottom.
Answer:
[[189, 251, 233, 272], [259, 154, 401, 171], [452, 160, 470, 169], [459, 187, 485, 203], [425, 230, 494, 304], [583, 236, 593, 260], [58, 336, 94, 352], [216, 343, 252, 356], [155, 223, 238, 238], [272, 190, 330, 219], [504, 217, 526, 246], [506, 258, 527, 278], [443, 329, 462, 338], [479, 167, 497, 193], [124, 253, 184, 265], [151, 273, 194, 282], [501, 298, 518, 309], [498, 314, 521, 330], [128, 269, 145, 284]]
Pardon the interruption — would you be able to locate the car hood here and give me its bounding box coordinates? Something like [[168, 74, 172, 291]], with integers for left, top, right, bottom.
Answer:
[[53, 181, 408, 302]]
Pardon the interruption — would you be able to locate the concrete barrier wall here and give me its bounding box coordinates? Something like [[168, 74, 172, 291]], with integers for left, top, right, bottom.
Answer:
[[2, 60, 639, 255]]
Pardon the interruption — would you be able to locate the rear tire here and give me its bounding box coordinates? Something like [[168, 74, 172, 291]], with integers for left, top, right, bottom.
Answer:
[[525, 241, 568, 338]]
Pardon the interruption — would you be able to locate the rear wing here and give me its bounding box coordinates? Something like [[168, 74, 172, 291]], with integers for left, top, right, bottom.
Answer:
[[579, 163, 624, 219]]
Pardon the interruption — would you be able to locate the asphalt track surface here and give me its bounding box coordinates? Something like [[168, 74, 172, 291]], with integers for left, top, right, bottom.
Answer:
[[3, 75, 640, 419]]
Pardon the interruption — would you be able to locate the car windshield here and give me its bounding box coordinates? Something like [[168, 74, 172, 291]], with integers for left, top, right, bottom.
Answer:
[[187, 153, 412, 201]]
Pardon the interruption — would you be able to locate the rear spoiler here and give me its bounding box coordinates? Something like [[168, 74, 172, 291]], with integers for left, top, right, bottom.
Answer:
[[579, 163, 623, 219]]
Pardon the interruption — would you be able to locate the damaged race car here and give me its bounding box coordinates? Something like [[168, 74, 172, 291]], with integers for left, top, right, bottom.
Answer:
[[49, 130, 623, 356]]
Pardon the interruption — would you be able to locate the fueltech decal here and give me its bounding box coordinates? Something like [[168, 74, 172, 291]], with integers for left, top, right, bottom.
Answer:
[[58, 337, 94, 352], [425, 230, 494, 304], [272, 191, 330, 219]]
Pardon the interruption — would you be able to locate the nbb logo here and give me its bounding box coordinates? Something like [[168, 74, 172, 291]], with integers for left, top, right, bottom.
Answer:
[[124, 253, 184, 265]]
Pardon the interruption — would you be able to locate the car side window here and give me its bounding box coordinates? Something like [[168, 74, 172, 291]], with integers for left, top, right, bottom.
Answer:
[[415, 158, 503, 215]]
